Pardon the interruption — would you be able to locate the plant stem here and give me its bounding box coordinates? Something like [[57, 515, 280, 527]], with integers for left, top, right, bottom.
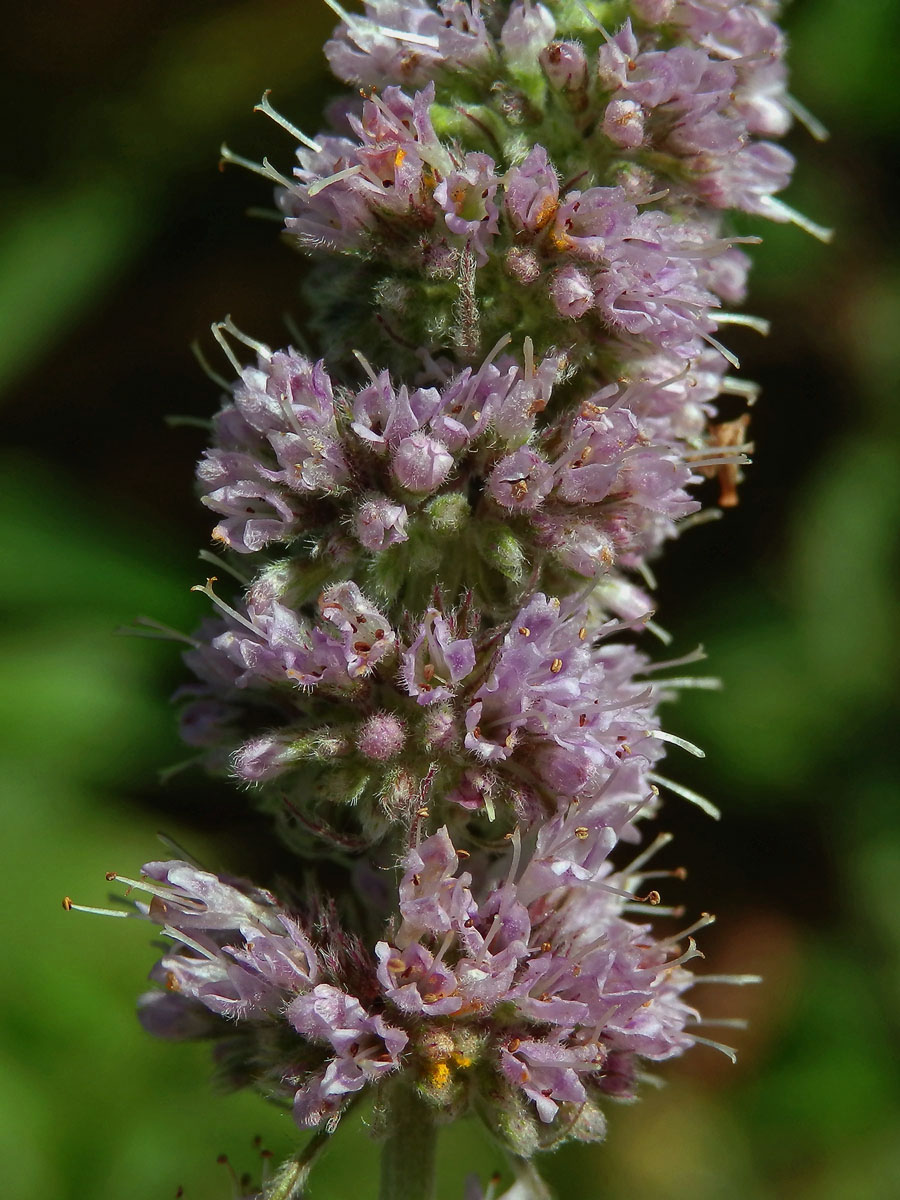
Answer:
[[378, 1083, 438, 1200]]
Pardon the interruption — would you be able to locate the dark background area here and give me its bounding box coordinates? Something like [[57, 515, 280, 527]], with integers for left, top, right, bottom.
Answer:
[[2, 1, 898, 1197]]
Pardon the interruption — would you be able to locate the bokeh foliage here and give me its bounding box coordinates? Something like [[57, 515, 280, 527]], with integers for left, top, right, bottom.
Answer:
[[2, 1, 898, 1196]]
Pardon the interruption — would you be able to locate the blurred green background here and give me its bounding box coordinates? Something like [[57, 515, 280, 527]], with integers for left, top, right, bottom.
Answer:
[[2, 1, 898, 1197]]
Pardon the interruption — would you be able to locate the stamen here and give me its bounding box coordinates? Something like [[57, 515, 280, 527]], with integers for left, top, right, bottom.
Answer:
[[198, 550, 251, 588], [721, 376, 761, 402], [322, 0, 441, 49], [690, 1016, 749, 1030], [644, 646, 707, 673], [716, 312, 771, 336], [689, 1034, 737, 1063], [523, 335, 534, 380], [62, 897, 131, 918], [761, 197, 834, 243], [647, 730, 706, 758], [668, 912, 716, 942], [622, 831, 674, 876], [703, 332, 740, 369], [352, 348, 381, 385], [161, 925, 219, 961], [254, 90, 322, 152], [191, 577, 262, 636], [307, 164, 365, 198], [219, 144, 293, 189], [648, 772, 721, 820], [662, 937, 704, 969], [784, 94, 830, 142], [191, 340, 231, 390], [653, 676, 722, 690], [214, 315, 272, 361], [645, 620, 673, 646], [692, 973, 762, 986], [574, 0, 612, 40]]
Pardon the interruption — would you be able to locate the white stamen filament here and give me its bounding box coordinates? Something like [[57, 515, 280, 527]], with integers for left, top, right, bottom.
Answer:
[[254, 91, 322, 152], [692, 973, 763, 986], [190, 578, 264, 638], [654, 676, 722, 691], [648, 730, 706, 758], [703, 332, 740, 369], [649, 772, 721, 820], [161, 926, 220, 962], [716, 312, 771, 335], [689, 1034, 737, 1063], [352, 348, 381, 385], [622, 832, 675, 877], [219, 145, 293, 189], [307, 164, 365, 198], [63, 900, 131, 919], [761, 197, 834, 243], [784, 94, 830, 142], [197, 550, 251, 588]]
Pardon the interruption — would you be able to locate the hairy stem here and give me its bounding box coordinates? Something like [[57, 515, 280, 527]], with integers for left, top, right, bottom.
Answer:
[[379, 1083, 438, 1200]]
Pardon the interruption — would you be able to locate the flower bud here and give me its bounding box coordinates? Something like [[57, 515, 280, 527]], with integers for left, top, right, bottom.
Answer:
[[392, 435, 454, 493], [603, 99, 645, 149], [551, 266, 594, 319], [355, 497, 409, 551], [357, 713, 406, 762], [540, 40, 588, 92]]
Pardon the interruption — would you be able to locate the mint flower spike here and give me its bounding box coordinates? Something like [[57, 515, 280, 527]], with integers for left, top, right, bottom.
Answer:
[[83, 0, 824, 1193]]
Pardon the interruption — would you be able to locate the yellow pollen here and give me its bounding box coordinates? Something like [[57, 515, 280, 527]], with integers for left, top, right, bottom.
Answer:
[[519, 626, 531, 637], [574, 826, 589, 840], [549, 224, 573, 252], [578, 627, 587, 640], [394, 147, 406, 168], [550, 658, 563, 673], [452, 1053, 472, 1069], [428, 1062, 451, 1088], [534, 195, 559, 231]]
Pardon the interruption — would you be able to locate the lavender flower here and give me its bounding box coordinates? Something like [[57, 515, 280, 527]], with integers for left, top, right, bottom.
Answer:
[[71, 1, 824, 1193]]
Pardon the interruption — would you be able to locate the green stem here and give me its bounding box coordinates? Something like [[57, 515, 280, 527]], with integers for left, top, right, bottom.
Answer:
[[378, 1083, 438, 1200], [264, 1126, 333, 1200]]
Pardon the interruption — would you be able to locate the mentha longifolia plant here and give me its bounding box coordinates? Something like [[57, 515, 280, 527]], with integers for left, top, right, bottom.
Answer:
[[70, 3, 829, 1198]]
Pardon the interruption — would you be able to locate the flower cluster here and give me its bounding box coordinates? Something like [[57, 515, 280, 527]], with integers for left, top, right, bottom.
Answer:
[[198, 330, 743, 603], [130, 771, 726, 1152], [75, 0, 821, 1188]]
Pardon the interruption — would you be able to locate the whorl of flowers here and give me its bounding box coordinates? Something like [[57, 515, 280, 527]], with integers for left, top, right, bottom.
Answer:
[[74, 2, 823, 1195]]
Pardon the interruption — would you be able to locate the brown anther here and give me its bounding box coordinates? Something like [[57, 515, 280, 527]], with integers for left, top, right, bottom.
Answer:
[[579, 714, 587, 727], [412, 873, 421, 886], [550, 657, 564, 673], [574, 827, 589, 840], [572, 965, 581, 977], [165, 971, 180, 992], [216, 1154, 229, 1165], [375, 628, 386, 639], [62, 896, 73, 911], [508, 1037, 521, 1053], [423, 663, 436, 682], [707, 414, 751, 507], [646, 890, 661, 905], [511, 479, 528, 501], [674, 867, 688, 880], [541, 941, 552, 953], [353, 640, 372, 653]]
